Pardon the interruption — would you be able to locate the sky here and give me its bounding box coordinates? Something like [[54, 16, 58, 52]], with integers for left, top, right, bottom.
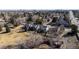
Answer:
[[0, 0, 79, 10]]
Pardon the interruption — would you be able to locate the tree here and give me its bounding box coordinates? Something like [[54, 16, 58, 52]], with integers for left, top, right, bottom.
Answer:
[[70, 24, 79, 41], [1, 13, 4, 17], [10, 17, 15, 25], [4, 24, 10, 33], [27, 16, 32, 23], [0, 25, 2, 31], [70, 24, 78, 34], [35, 19, 43, 24]]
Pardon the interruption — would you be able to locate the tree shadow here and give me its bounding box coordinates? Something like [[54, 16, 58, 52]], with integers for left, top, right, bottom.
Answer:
[[63, 32, 75, 37]]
